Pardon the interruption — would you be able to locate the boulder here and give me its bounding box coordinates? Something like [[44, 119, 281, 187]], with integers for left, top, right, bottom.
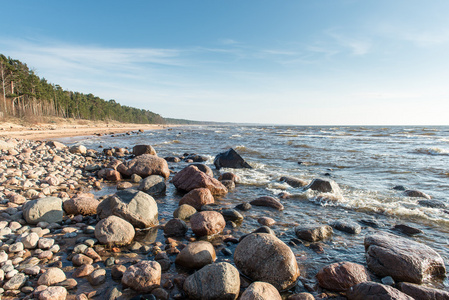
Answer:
[[95, 216, 135, 246], [23, 197, 63, 225], [190, 211, 226, 237], [132, 145, 157, 156], [97, 189, 158, 228], [37, 267, 66, 286], [183, 262, 240, 300], [234, 233, 300, 290], [179, 188, 214, 210], [214, 148, 252, 170], [295, 225, 333, 242], [173, 204, 197, 221], [397, 282, 449, 300], [221, 209, 244, 222], [347, 281, 414, 300], [240, 281, 282, 300], [332, 219, 361, 234], [118, 154, 170, 179], [306, 178, 341, 193], [280, 176, 308, 188], [365, 232, 446, 283], [189, 163, 214, 177], [173, 165, 228, 196], [138, 175, 166, 195], [404, 189, 431, 199], [63, 196, 99, 216], [250, 196, 284, 210], [163, 218, 188, 237], [122, 260, 161, 293], [175, 241, 216, 269], [316, 261, 371, 292]]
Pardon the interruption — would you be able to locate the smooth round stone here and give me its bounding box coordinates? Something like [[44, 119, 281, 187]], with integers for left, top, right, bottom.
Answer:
[[24, 266, 40, 276], [38, 238, 55, 249], [22, 232, 40, 249], [74, 244, 88, 253], [37, 267, 66, 286], [9, 242, 24, 253], [88, 269, 106, 286]]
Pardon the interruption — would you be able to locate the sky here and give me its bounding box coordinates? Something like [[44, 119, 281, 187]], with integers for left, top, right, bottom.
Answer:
[[1, 1, 449, 125]]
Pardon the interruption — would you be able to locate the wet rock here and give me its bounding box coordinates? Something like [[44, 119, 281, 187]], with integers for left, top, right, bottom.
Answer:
[[173, 204, 197, 221], [95, 216, 135, 246], [118, 154, 170, 179], [111, 265, 127, 279], [397, 282, 449, 300], [38, 267, 66, 286], [280, 176, 308, 188], [39, 286, 67, 300], [190, 211, 226, 237], [332, 219, 361, 234], [183, 262, 240, 300], [73, 264, 95, 278], [163, 218, 188, 237], [175, 241, 216, 269], [316, 261, 371, 292], [189, 163, 213, 177], [257, 217, 276, 227], [185, 154, 208, 162], [359, 218, 382, 228], [3, 273, 27, 290], [393, 224, 423, 235], [288, 293, 315, 300], [295, 225, 333, 242], [235, 202, 252, 211], [179, 188, 214, 210], [214, 148, 252, 170], [220, 180, 235, 191], [88, 269, 106, 285], [23, 197, 63, 224], [418, 199, 447, 208], [164, 156, 181, 163], [365, 232, 446, 283], [250, 196, 284, 210], [133, 145, 157, 156], [173, 165, 228, 196], [138, 175, 166, 195], [72, 254, 94, 266], [105, 169, 122, 181], [122, 260, 161, 293], [117, 181, 133, 190], [221, 209, 243, 222], [97, 189, 159, 228], [63, 196, 99, 216], [240, 281, 282, 300], [218, 172, 240, 183], [404, 189, 431, 199], [347, 281, 414, 300], [234, 233, 300, 291], [306, 178, 341, 193], [393, 185, 407, 191], [381, 276, 395, 286]]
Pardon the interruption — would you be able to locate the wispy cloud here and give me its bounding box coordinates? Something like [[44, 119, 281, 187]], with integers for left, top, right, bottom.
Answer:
[[376, 24, 449, 47], [326, 29, 372, 55]]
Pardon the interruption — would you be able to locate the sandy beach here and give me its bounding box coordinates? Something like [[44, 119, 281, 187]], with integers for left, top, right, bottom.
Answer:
[[0, 118, 174, 140]]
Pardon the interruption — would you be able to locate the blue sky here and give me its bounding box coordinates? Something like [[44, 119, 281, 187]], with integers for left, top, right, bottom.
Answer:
[[1, 1, 448, 125]]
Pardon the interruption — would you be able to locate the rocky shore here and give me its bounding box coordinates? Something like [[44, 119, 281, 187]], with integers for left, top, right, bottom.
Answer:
[[0, 136, 448, 300]]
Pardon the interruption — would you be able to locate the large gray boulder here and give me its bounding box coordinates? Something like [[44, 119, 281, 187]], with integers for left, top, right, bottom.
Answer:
[[97, 189, 158, 228], [365, 232, 446, 283], [23, 197, 63, 225], [234, 233, 300, 291], [183, 262, 240, 300], [214, 148, 252, 170]]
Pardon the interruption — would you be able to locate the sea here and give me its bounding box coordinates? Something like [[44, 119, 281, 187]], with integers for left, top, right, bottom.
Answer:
[[58, 125, 449, 289]]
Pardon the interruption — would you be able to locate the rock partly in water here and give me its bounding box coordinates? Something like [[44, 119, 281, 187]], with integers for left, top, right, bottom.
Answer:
[[240, 281, 282, 300], [163, 218, 188, 237], [347, 281, 414, 300], [295, 225, 333, 242], [189, 163, 214, 177], [250, 196, 284, 211], [183, 262, 240, 300], [97, 189, 159, 228], [138, 175, 166, 195], [280, 176, 308, 188], [190, 211, 226, 237], [365, 232, 446, 283], [173, 204, 197, 221], [306, 178, 341, 193], [213, 148, 252, 170], [23, 197, 63, 225], [132, 144, 157, 156], [234, 233, 300, 291], [95, 216, 135, 247], [404, 189, 431, 199], [179, 188, 214, 211], [118, 154, 170, 179], [172, 165, 228, 196], [397, 282, 449, 300], [316, 261, 371, 292], [121, 260, 161, 293], [332, 219, 361, 235], [393, 224, 423, 235], [175, 241, 216, 269]]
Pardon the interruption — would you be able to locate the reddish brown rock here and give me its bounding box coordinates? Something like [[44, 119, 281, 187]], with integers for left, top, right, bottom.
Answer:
[[63, 196, 99, 216], [365, 232, 446, 283], [190, 211, 226, 237], [218, 172, 240, 183], [179, 188, 214, 210], [175, 241, 216, 269], [118, 154, 170, 179], [189, 163, 214, 177], [397, 282, 449, 300], [234, 233, 300, 291], [72, 254, 94, 266], [347, 281, 414, 300], [133, 145, 157, 156], [122, 261, 161, 293], [72, 264, 95, 278], [172, 165, 228, 196], [250, 196, 284, 210], [240, 281, 282, 300], [316, 261, 371, 292], [258, 217, 276, 227], [105, 169, 122, 181]]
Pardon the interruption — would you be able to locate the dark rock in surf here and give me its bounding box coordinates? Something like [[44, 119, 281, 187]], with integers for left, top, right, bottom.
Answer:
[[316, 261, 371, 292], [235, 202, 252, 211], [295, 225, 333, 242], [132, 145, 157, 156], [218, 172, 240, 183], [364, 232, 446, 283], [404, 189, 431, 199], [418, 199, 447, 208], [393, 224, 423, 235], [393, 185, 407, 191], [306, 178, 340, 193], [347, 282, 414, 300], [280, 176, 308, 188], [189, 163, 214, 177], [185, 154, 208, 162], [332, 220, 361, 234], [138, 175, 166, 195], [213, 148, 252, 170], [250, 196, 284, 210], [397, 282, 449, 300]]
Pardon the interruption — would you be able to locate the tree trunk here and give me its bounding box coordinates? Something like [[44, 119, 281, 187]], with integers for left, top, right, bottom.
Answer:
[[0, 64, 6, 114]]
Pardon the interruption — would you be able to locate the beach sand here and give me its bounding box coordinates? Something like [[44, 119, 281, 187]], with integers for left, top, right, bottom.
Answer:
[[0, 117, 174, 140]]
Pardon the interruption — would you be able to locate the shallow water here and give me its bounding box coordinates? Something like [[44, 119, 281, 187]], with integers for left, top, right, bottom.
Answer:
[[59, 125, 449, 292]]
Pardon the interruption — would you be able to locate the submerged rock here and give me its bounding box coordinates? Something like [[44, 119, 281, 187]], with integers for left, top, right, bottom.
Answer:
[[250, 196, 284, 210], [404, 189, 431, 199], [280, 176, 308, 188], [213, 148, 252, 170]]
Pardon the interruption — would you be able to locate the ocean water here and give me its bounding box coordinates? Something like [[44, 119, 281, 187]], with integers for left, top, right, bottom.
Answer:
[[59, 125, 449, 289]]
